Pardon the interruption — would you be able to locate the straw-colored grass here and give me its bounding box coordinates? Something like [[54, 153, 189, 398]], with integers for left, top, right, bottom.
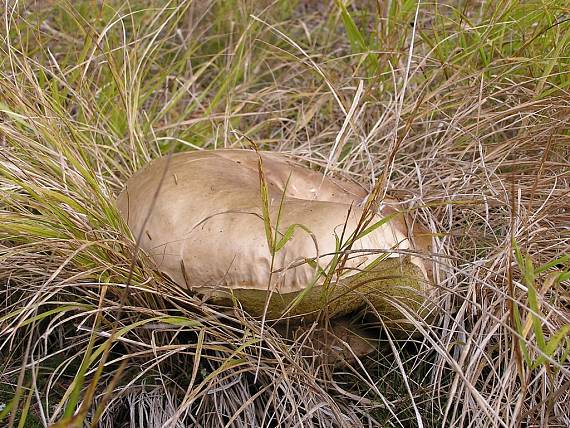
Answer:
[[1, 1, 568, 427]]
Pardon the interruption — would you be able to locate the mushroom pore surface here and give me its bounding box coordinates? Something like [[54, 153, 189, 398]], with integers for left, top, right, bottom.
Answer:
[[116, 149, 433, 322]]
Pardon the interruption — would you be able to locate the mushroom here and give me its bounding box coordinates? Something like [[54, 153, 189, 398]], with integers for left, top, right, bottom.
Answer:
[[117, 149, 433, 326]]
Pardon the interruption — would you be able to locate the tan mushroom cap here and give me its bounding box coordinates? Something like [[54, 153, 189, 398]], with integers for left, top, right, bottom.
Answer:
[[117, 149, 433, 321]]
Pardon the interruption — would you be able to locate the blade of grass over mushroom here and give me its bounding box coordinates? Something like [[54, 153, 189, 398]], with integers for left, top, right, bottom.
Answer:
[[353, 211, 400, 241], [273, 223, 297, 254], [255, 147, 275, 253]]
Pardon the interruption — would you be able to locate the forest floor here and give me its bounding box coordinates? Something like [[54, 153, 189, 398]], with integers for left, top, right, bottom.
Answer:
[[1, 1, 569, 427]]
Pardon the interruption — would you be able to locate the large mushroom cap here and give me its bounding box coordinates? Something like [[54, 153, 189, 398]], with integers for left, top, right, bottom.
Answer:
[[117, 149, 433, 321]]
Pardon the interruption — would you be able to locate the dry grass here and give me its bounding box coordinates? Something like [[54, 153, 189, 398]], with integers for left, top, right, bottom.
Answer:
[[1, 0, 569, 427]]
